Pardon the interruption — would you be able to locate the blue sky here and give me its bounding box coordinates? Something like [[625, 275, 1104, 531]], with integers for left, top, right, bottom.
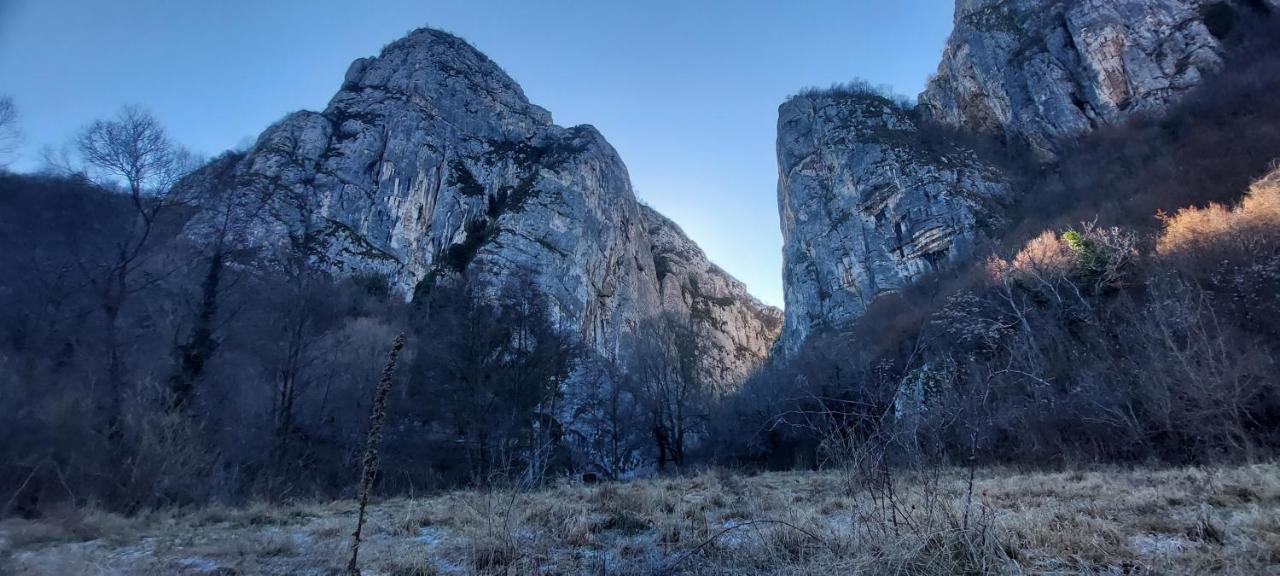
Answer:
[[0, 0, 956, 307]]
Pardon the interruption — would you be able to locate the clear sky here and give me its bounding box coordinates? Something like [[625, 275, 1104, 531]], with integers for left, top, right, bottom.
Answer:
[[0, 0, 956, 308]]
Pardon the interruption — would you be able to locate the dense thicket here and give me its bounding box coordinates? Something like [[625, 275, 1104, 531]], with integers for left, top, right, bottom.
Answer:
[[0, 169, 600, 515], [0, 169, 722, 517]]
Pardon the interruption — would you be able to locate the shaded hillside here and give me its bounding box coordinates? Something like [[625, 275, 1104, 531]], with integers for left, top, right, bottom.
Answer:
[[732, 5, 1280, 468]]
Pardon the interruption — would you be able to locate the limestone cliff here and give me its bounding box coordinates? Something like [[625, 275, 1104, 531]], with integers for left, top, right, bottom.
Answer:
[[182, 28, 779, 388], [776, 0, 1272, 353], [641, 205, 783, 390], [776, 90, 1010, 353], [920, 0, 1270, 158]]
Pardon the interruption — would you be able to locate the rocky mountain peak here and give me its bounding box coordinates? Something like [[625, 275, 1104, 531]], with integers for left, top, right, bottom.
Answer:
[[332, 28, 552, 142], [183, 27, 778, 392]]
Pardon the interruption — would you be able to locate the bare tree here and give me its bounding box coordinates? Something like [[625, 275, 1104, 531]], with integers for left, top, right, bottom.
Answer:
[[72, 106, 196, 450], [167, 181, 262, 414], [567, 353, 646, 479], [0, 96, 19, 168], [629, 313, 708, 470], [76, 106, 194, 198]]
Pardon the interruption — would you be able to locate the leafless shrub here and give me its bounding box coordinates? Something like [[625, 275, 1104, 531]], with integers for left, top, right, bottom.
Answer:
[[1158, 169, 1280, 260]]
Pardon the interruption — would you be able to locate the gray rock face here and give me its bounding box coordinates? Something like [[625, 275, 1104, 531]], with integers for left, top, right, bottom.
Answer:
[[920, 0, 1256, 158], [641, 206, 783, 390], [776, 0, 1266, 353], [776, 91, 1010, 353], [184, 28, 779, 388]]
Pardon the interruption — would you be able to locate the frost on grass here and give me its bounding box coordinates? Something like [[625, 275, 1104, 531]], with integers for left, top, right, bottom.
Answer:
[[2, 463, 1279, 575]]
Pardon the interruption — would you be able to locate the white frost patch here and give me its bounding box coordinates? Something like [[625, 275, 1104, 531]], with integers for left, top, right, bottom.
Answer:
[[1130, 533, 1190, 556], [177, 556, 224, 574], [717, 520, 750, 548], [413, 526, 445, 546], [415, 526, 464, 574], [580, 547, 619, 573]]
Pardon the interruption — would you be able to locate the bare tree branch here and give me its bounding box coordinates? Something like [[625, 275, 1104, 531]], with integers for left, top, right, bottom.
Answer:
[[0, 96, 21, 168]]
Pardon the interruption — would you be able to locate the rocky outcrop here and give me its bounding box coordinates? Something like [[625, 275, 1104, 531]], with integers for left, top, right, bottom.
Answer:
[[919, 0, 1268, 158], [183, 28, 778, 388], [641, 206, 783, 390], [776, 0, 1271, 353], [776, 90, 1010, 353]]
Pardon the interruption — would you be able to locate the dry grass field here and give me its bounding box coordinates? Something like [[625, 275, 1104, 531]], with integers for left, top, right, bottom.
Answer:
[[2, 464, 1278, 575]]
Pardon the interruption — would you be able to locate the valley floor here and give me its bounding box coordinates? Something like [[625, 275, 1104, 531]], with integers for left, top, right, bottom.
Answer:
[[1, 464, 1278, 575]]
